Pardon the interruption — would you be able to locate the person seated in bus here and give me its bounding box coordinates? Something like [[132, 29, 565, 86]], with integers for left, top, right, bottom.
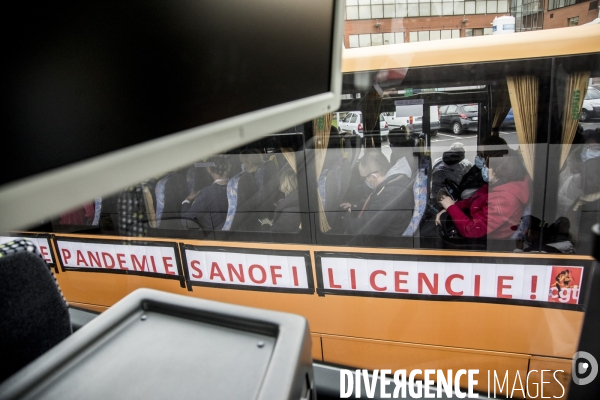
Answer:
[[437, 149, 530, 239], [430, 142, 472, 202], [388, 126, 417, 176], [567, 129, 600, 250], [340, 127, 415, 214], [181, 155, 231, 231], [260, 168, 301, 233], [239, 148, 264, 173], [341, 151, 413, 236], [58, 202, 96, 225], [240, 148, 281, 210], [566, 129, 600, 215], [452, 136, 509, 200]]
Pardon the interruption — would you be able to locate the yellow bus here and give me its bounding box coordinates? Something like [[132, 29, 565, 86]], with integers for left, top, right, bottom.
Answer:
[[6, 24, 600, 398]]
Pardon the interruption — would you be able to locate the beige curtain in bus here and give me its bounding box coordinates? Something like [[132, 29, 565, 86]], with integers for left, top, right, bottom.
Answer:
[[280, 148, 297, 172], [314, 113, 333, 232], [559, 71, 590, 168], [362, 90, 382, 148], [491, 83, 511, 135], [507, 75, 538, 179], [142, 183, 157, 228]]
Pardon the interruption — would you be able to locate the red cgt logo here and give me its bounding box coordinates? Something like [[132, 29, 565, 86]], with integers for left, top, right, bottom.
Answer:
[[548, 266, 583, 304]]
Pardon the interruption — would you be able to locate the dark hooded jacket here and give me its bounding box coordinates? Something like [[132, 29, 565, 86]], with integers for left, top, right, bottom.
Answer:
[[431, 150, 472, 199], [342, 172, 414, 237], [456, 165, 486, 199], [181, 182, 228, 232]]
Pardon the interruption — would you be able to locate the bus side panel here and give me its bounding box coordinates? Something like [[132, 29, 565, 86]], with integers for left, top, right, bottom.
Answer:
[[312, 334, 323, 362], [56, 271, 186, 306], [56, 271, 583, 360], [321, 334, 529, 398], [304, 294, 583, 360]]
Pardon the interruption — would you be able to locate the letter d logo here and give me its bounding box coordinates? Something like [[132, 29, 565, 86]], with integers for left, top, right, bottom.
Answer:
[[572, 351, 598, 385]]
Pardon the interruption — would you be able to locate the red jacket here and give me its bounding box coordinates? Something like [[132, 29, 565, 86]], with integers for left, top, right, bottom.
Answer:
[[447, 185, 489, 238], [486, 177, 530, 238], [447, 177, 530, 239]]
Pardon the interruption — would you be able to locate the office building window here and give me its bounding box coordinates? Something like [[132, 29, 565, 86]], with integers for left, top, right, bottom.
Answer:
[[567, 16, 579, 26], [346, 0, 508, 19], [349, 32, 406, 47], [410, 29, 460, 42], [548, 0, 590, 11], [511, 0, 544, 32], [466, 28, 494, 36]]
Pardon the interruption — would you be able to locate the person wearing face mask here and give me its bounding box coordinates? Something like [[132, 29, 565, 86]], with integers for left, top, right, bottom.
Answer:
[[438, 149, 530, 239], [453, 136, 509, 200], [340, 128, 415, 215], [567, 129, 600, 252], [576, 129, 600, 204], [342, 151, 414, 237], [581, 130, 600, 163]]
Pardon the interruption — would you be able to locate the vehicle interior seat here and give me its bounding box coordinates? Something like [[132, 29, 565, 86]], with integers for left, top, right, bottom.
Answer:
[[155, 172, 189, 229], [116, 185, 152, 237], [316, 135, 354, 231], [222, 172, 259, 231], [403, 156, 430, 236], [252, 158, 280, 217], [92, 198, 102, 226], [0, 239, 71, 383], [573, 203, 598, 254]]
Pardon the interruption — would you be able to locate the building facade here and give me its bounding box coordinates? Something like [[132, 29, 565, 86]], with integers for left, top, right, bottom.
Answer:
[[343, 0, 599, 48]]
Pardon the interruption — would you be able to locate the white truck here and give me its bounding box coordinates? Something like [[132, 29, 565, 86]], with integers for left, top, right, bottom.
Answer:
[[384, 105, 440, 136]]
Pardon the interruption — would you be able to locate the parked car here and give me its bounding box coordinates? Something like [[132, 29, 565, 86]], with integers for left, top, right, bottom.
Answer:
[[338, 111, 389, 137], [384, 106, 440, 136], [581, 86, 600, 122], [439, 104, 478, 134], [500, 108, 515, 130]]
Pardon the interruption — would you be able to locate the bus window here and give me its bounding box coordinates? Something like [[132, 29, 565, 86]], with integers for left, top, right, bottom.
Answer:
[[27, 50, 600, 256], [39, 127, 312, 246], [545, 55, 600, 256], [308, 52, 600, 254]]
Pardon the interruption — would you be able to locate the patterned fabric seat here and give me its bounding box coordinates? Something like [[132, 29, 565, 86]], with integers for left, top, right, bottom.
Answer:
[[155, 173, 188, 229], [403, 158, 430, 236], [318, 158, 347, 210], [92, 198, 102, 226], [0, 239, 71, 382], [222, 173, 242, 231], [222, 172, 259, 231], [510, 202, 532, 240], [117, 186, 149, 237]]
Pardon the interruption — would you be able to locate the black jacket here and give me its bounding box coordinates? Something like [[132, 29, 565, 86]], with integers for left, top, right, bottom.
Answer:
[[270, 190, 301, 233], [343, 173, 414, 237], [181, 183, 228, 232], [456, 165, 485, 196]]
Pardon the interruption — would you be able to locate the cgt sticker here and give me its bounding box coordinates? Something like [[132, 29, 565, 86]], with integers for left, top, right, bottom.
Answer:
[[548, 266, 583, 305]]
